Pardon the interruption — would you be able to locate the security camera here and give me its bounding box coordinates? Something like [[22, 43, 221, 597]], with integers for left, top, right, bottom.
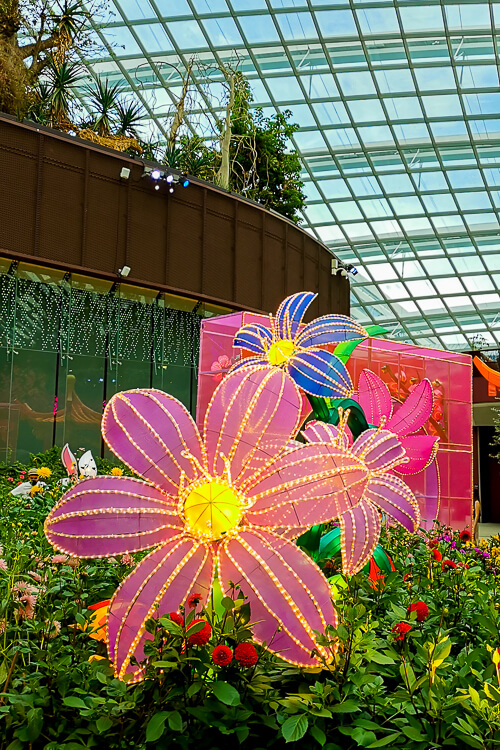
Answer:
[[118, 265, 131, 277]]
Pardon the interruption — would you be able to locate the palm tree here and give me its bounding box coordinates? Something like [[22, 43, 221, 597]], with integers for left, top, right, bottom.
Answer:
[[84, 77, 121, 136], [115, 98, 144, 138], [44, 59, 82, 127]]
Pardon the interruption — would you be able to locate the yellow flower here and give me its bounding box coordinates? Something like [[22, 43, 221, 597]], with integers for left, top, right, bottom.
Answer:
[[37, 467, 52, 479], [88, 654, 106, 663], [29, 485, 42, 497], [110, 467, 123, 476]]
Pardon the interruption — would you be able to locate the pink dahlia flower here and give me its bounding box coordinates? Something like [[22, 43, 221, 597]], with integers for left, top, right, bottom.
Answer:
[[45, 367, 369, 682], [303, 420, 420, 574]]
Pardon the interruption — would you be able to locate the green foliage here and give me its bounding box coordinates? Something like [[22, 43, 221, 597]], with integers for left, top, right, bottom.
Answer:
[[1, 459, 500, 748]]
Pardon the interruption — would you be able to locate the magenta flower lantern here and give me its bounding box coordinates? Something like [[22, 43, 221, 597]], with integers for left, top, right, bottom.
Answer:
[[353, 370, 439, 474], [302, 418, 420, 574], [45, 367, 371, 682]]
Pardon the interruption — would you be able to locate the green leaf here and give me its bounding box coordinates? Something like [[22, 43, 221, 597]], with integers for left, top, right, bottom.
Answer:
[[146, 712, 169, 743], [402, 726, 427, 742], [366, 734, 402, 748], [6, 741, 23, 750], [365, 325, 389, 336], [212, 681, 240, 706], [221, 596, 236, 610], [186, 620, 206, 636], [351, 727, 377, 747], [369, 652, 395, 665], [151, 661, 178, 669], [168, 711, 183, 732], [333, 338, 366, 364], [484, 682, 500, 701], [331, 699, 360, 713], [0, 660, 7, 686], [25, 707, 43, 741], [310, 724, 326, 746], [96, 716, 113, 733], [281, 714, 309, 743], [63, 697, 88, 710]]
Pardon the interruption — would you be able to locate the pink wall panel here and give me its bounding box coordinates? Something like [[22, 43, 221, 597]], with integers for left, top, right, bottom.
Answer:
[[197, 315, 473, 530]]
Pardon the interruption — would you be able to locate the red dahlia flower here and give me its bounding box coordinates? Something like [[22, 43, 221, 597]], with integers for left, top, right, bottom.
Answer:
[[459, 529, 472, 543], [187, 619, 211, 646], [234, 642, 258, 667], [392, 622, 412, 641], [442, 559, 457, 571], [169, 612, 184, 627], [211, 645, 233, 667], [187, 593, 203, 609], [428, 540, 439, 548], [407, 601, 429, 622], [432, 549, 442, 562]]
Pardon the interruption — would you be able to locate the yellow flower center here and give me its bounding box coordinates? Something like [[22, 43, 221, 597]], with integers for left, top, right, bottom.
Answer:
[[267, 339, 295, 366], [183, 481, 242, 541]]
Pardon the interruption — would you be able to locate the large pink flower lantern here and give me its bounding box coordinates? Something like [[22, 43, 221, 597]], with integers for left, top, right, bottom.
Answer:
[[302, 419, 420, 574], [45, 367, 371, 682]]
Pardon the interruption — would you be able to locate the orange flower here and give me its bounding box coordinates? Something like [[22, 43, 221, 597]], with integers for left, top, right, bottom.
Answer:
[[432, 549, 442, 562]]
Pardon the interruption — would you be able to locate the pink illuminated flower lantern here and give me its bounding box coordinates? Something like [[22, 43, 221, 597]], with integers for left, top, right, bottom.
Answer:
[[45, 367, 371, 682], [302, 418, 420, 574], [353, 369, 439, 524]]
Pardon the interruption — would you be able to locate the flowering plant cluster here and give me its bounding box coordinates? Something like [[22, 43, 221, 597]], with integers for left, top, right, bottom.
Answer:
[[1, 467, 500, 748]]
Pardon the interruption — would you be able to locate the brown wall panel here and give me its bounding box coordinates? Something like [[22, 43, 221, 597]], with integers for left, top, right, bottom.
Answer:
[[1, 150, 37, 254], [167, 199, 203, 293], [0, 116, 349, 316], [234, 223, 262, 309], [39, 161, 84, 263]]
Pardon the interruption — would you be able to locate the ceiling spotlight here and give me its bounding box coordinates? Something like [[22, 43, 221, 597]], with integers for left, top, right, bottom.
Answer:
[[345, 264, 358, 276], [179, 176, 190, 188], [166, 174, 174, 183], [340, 268, 349, 277], [118, 265, 131, 278], [151, 169, 161, 180], [169, 187, 174, 193], [154, 184, 160, 191]]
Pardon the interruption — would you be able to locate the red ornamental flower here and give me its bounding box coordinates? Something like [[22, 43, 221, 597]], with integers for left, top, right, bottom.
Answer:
[[392, 622, 412, 641], [428, 540, 439, 548], [442, 559, 457, 571], [187, 593, 203, 609], [187, 619, 211, 646], [407, 601, 429, 622], [432, 549, 442, 562], [211, 645, 233, 667], [169, 612, 184, 627], [459, 529, 472, 543], [234, 642, 258, 667], [403, 572, 412, 582]]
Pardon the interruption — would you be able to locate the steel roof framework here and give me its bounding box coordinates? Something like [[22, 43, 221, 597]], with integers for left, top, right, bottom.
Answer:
[[78, 0, 500, 350]]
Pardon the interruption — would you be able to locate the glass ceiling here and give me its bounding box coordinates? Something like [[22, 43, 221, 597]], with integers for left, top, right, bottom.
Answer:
[[80, 0, 500, 351]]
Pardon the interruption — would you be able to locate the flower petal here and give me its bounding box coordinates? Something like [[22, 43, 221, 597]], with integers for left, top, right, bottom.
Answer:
[[234, 323, 273, 355], [396, 435, 439, 474], [108, 535, 213, 681], [244, 442, 367, 529], [228, 356, 269, 373], [364, 474, 420, 532], [354, 370, 392, 426], [351, 429, 407, 472], [275, 291, 316, 340], [45, 476, 182, 558], [102, 390, 203, 494], [296, 315, 367, 348], [218, 529, 335, 666], [204, 366, 302, 485], [288, 349, 353, 398], [338, 499, 381, 576], [386, 380, 433, 437], [302, 420, 350, 451]]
